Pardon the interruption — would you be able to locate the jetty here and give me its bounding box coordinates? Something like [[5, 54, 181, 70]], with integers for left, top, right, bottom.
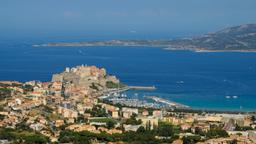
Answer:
[[145, 96, 189, 109], [103, 85, 156, 94], [128, 86, 156, 90], [99, 85, 156, 100]]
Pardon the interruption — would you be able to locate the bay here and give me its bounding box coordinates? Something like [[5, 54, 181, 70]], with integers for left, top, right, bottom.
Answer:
[[1, 39, 256, 111]]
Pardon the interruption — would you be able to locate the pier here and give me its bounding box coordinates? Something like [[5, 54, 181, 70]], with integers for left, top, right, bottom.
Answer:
[[103, 85, 156, 94], [103, 87, 129, 94], [99, 85, 156, 100], [145, 96, 189, 108], [128, 86, 156, 90]]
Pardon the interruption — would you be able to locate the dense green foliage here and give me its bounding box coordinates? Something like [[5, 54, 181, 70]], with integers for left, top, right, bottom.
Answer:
[[124, 114, 142, 125], [106, 81, 119, 89], [0, 87, 11, 100], [85, 105, 108, 117], [0, 105, 4, 111], [182, 135, 201, 144], [0, 114, 5, 120], [106, 120, 116, 129], [106, 81, 125, 89], [182, 127, 229, 143], [0, 128, 49, 144], [22, 84, 34, 94], [58, 122, 180, 144], [156, 122, 175, 137], [205, 128, 229, 138], [235, 124, 254, 131], [0, 82, 34, 100], [59, 130, 172, 144], [194, 126, 229, 139], [59, 130, 122, 144]]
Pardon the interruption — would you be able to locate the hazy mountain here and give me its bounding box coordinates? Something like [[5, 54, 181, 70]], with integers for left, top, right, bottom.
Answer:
[[168, 24, 256, 51]]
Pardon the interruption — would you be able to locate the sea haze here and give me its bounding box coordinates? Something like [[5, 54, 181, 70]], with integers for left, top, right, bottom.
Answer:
[[1, 38, 256, 111]]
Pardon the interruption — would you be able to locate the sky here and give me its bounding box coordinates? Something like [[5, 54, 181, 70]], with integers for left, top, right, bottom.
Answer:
[[1, 0, 256, 39]]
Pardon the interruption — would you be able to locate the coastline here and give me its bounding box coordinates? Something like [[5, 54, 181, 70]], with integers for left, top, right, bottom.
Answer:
[[195, 49, 256, 53], [33, 43, 256, 53], [164, 47, 256, 53], [4, 44, 256, 112], [1, 80, 255, 113]]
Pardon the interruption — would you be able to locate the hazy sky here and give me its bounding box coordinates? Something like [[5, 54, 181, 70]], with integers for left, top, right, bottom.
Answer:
[[1, 0, 256, 38]]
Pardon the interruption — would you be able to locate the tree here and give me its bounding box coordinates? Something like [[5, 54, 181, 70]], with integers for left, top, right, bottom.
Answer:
[[0, 114, 5, 120], [124, 114, 142, 125], [183, 135, 201, 144], [235, 124, 253, 131], [77, 114, 86, 123], [0, 88, 11, 100], [16, 121, 31, 130], [106, 81, 119, 89], [137, 126, 146, 133], [251, 116, 256, 122], [145, 121, 151, 131], [22, 84, 34, 94], [194, 127, 205, 136], [87, 106, 108, 117], [230, 139, 238, 144], [106, 120, 116, 129], [206, 128, 228, 138], [0, 128, 49, 143], [23, 135, 49, 144], [122, 131, 157, 143], [156, 123, 174, 137]]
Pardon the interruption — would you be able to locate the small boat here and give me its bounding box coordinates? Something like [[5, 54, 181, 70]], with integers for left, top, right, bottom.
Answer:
[[233, 96, 238, 99], [177, 81, 184, 84], [113, 92, 119, 97], [78, 50, 84, 55], [120, 93, 127, 98], [225, 96, 231, 99]]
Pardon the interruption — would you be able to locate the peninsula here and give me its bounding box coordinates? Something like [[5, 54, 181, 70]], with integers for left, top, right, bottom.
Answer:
[[34, 24, 256, 52]]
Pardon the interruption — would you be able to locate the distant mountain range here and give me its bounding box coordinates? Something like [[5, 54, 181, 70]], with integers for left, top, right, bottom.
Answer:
[[34, 24, 256, 52]]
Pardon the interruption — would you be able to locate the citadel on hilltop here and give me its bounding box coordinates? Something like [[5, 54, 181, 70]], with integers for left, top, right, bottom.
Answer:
[[52, 65, 119, 87], [51, 65, 120, 97], [52, 65, 119, 88]]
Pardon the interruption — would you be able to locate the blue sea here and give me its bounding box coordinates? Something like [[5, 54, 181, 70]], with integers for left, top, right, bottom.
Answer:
[[1, 38, 256, 111]]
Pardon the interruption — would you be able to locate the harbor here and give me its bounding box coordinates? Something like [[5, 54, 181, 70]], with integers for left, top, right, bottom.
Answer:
[[99, 85, 189, 109], [100, 85, 156, 99]]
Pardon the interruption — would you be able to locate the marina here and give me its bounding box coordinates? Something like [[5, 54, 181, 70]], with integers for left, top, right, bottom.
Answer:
[[100, 85, 189, 109]]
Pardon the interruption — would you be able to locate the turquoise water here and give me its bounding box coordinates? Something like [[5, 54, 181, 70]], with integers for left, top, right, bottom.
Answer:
[[1, 39, 256, 111]]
